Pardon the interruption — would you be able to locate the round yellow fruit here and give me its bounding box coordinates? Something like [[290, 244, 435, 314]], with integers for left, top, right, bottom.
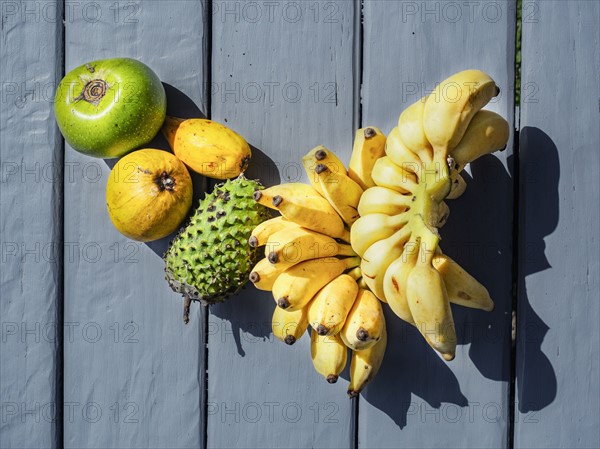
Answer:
[[106, 149, 193, 242], [161, 116, 251, 179]]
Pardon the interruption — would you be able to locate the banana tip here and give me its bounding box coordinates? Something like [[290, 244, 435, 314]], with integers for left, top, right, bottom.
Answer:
[[347, 390, 359, 399], [277, 297, 290, 309], [356, 327, 369, 342], [272, 195, 283, 207], [442, 352, 455, 361], [316, 324, 329, 336], [315, 164, 329, 174], [326, 375, 338, 384], [248, 236, 258, 248], [253, 190, 262, 201], [315, 149, 327, 160], [364, 127, 376, 139], [284, 335, 296, 345]]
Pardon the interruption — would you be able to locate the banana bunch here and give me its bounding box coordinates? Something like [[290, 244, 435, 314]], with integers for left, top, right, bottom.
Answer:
[[351, 69, 509, 361], [250, 143, 388, 397]]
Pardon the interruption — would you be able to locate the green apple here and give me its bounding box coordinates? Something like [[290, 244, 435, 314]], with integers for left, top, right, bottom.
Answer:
[[54, 58, 167, 158]]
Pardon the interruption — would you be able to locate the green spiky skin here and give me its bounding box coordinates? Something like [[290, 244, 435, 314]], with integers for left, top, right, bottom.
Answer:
[[164, 175, 271, 306]]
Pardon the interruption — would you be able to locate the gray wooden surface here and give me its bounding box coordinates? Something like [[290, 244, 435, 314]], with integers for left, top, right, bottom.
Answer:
[[207, 2, 356, 447], [1, 1, 63, 447], [1, 1, 599, 448], [62, 2, 208, 448], [515, 1, 600, 448]]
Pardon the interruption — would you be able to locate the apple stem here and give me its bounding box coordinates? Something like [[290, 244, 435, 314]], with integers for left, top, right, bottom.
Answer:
[[78, 79, 108, 106]]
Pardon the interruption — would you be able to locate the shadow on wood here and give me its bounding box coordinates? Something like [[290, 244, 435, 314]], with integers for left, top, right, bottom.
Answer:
[[514, 127, 559, 413], [359, 131, 558, 427], [445, 155, 513, 381], [209, 287, 275, 357], [244, 145, 282, 188], [360, 307, 469, 428]]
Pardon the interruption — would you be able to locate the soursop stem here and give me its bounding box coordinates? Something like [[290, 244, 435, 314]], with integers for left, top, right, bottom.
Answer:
[[183, 295, 192, 324]]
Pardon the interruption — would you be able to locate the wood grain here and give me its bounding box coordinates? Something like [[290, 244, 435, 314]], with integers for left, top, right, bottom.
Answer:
[[2, 1, 599, 447], [207, 2, 357, 447], [63, 2, 208, 447], [359, 1, 515, 447], [514, 1, 600, 447], [0, 1, 63, 448]]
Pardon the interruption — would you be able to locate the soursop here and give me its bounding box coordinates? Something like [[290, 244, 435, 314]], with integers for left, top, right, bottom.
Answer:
[[164, 175, 271, 318]]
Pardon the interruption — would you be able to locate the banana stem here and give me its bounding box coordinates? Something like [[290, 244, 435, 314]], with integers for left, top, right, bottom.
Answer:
[[338, 228, 351, 244], [343, 256, 362, 270], [345, 266, 362, 280], [414, 216, 440, 265], [423, 161, 451, 202], [337, 243, 358, 257]]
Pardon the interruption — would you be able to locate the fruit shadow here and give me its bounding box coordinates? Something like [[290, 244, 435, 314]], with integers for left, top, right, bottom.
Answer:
[[431, 131, 557, 414], [357, 127, 558, 427], [513, 127, 559, 413]]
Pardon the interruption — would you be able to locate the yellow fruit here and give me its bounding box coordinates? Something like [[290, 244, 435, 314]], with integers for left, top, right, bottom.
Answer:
[[106, 149, 192, 242], [162, 116, 251, 179]]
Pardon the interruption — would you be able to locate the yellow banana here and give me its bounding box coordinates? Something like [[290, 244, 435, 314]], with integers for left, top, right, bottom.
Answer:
[[382, 237, 421, 325], [308, 274, 359, 336], [423, 70, 500, 158], [249, 258, 297, 291], [249, 216, 299, 248], [350, 213, 410, 257], [386, 126, 423, 172], [449, 109, 510, 170], [445, 110, 509, 203], [253, 183, 347, 240], [432, 253, 494, 311], [446, 173, 467, 200], [406, 227, 456, 360], [348, 127, 387, 190], [357, 186, 412, 216], [311, 331, 348, 384], [272, 257, 360, 311], [161, 116, 251, 179], [264, 226, 355, 265], [272, 304, 309, 345], [315, 163, 364, 225], [347, 323, 387, 398], [302, 145, 346, 195], [397, 96, 434, 163], [345, 266, 362, 281], [357, 277, 370, 292], [360, 226, 412, 300], [340, 289, 385, 351], [371, 156, 419, 194]]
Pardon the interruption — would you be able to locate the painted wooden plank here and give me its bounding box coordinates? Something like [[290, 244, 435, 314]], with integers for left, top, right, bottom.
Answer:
[[514, 1, 600, 448], [359, 1, 515, 447], [63, 2, 208, 447], [207, 1, 357, 447], [0, 1, 63, 447]]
